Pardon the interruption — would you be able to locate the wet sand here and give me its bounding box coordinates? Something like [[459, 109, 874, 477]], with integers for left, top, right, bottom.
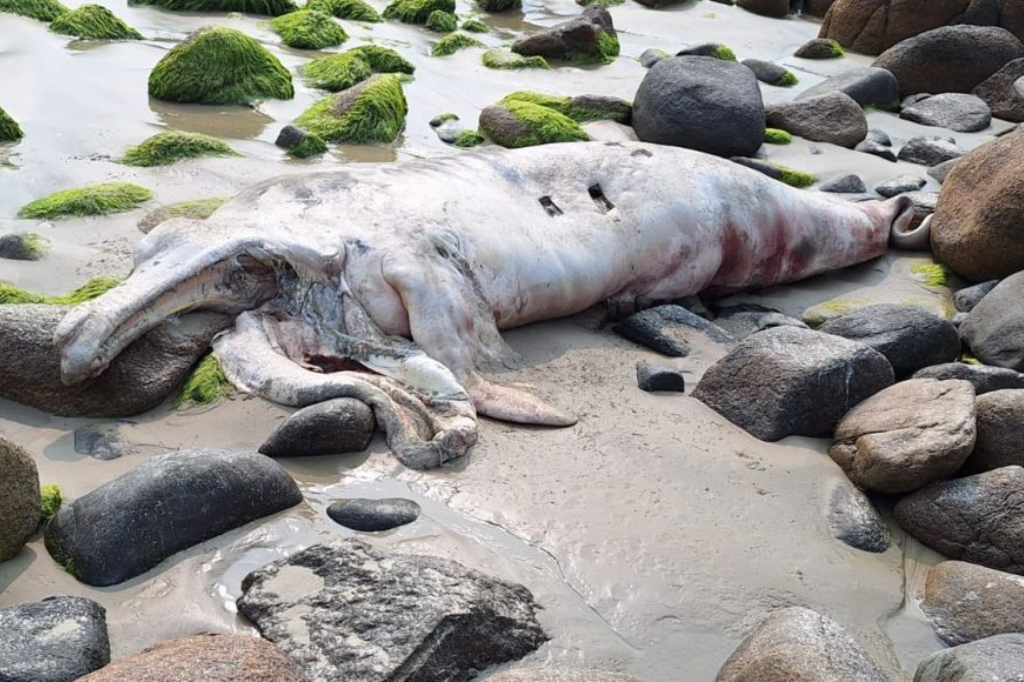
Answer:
[[0, 1, 1009, 679]]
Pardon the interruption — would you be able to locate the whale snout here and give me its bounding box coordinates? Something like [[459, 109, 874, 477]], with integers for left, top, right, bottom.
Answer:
[[886, 195, 931, 250]]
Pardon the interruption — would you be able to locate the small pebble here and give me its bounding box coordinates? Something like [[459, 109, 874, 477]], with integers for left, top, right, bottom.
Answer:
[[636, 362, 686, 392]]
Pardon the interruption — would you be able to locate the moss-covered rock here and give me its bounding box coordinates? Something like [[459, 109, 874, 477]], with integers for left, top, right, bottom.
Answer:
[[576, 0, 624, 6], [500, 91, 631, 123], [176, 353, 231, 407], [18, 182, 153, 220], [778, 69, 798, 86], [129, 0, 296, 16], [425, 9, 456, 32], [0, 105, 24, 143], [269, 9, 348, 49], [346, 45, 416, 73], [460, 18, 487, 32], [454, 130, 484, 147], [0, 0, 68, 22], [0, 233, 48, 261], [774, 163, 816, 188], [39, 484, 62, 524], [50, 4, 143, 40], [306, 0, 381, 21], [149, 27, 294, 105], [479, 99, 589, 149], [0, 276, 123, 305], [286, 133, 328, 157], [137, 197, 230, 233], [304, 52, 372, 91], [477, 0, 518, 11], [121, 131, 238, 166], [432, 32, 483, 57], [382, 0, 453, 24], [511, 6, 618, 64], [294, 74, 407, 143], [482, 49, 548, 70]]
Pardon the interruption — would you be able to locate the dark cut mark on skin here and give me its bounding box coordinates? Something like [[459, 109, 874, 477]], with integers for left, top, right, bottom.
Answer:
[[305, 354, 376, 374], [631, 149, 653, 158], [539, 196, 562, 216], [588, 184, 614, 213]]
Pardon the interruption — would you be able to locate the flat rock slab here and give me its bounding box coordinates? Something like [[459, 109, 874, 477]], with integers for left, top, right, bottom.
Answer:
[[77, 634, 304, 681], [45, 449, 302, 586], [613, 304, 732, 357], [901, 94, 993, 133], [875, 174, 926, 198], [237, 540, 547, 681], [259, 397, 376, 457], [327, 497, 420, 531], [914, 362, 1024, 394], [0, 596, 110, 682], [0, 434, 40, 563], [924, 560, 1024, 646], [914, 633, 1024, 682]]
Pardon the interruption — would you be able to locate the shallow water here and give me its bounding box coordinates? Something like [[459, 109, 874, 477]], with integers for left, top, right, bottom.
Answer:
[[0, 0, 1009, 679]]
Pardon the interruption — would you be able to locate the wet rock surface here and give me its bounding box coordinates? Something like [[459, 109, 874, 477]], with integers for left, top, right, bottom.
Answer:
[[709, 305, 809, 339], [914, 362, 1024, 394], [900, 93, 992, 132], [73, 421, 139, 460], [897, 136, 965, 166], [794, 37, 843, 58], [914, 633, 1024, 681], [237, 540, 547, 681], [923, 560, 1024, 645], [819, 173, 867, 193], [964, 389, 1024, 473], [613, 304, 732, 356], [954, 280, 999, 312], [961, 272, 1024, 370], [740, 58, 791, 86], [0, 434, 40, 563], [259, 398, 376, 457], [875, 173, 926, 197], [326, 497, 421, 531], [0, 596, 110, 682], [973, 57, 1024, 121], [827, 481, 890, 553], [511, 6, 616, 62], [764, 91, 868, 147]]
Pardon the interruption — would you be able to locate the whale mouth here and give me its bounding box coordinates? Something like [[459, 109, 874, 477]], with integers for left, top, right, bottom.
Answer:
[[888, 196, 930, 250]]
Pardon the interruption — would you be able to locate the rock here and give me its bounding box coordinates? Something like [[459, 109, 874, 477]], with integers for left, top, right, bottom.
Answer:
[[819, 304, 960, 376], [903, 190, 939, 228], [803, 0, 836, 16], [765, 92, 868, 148], [856, 139, 898, 161], [77, 634, 304, 682], [44, 449, 303, 586], [487, 671, 642, 682], [274, 124, 308, 150], [797, 67, 900, 108], [73, 421, 138, 460], [897, 135, 965, 165], [1017, 75, 1024, 98], [741, 58, 794, 87], [0, 233, 47, 261], [0, 596, 109, 682], [962, 389, 1024, 473], [327, 497, 421, 531], [873, 25, 1024, 97], [296, 75, 407, 144], [479, 102, 589, 149], [914, 633, 1024, 681], [927, 157, 961, 183], [794, 37, 845, 58], [895, 466, 1024, 574], [901, 93, 993, 132], [631, 56, 766, 158], [710, 304, 809, 340], [692, 326, 894, 441], [867, 128, 892, 145], [236, 540, 547, 680], [636, 362, 686, 392], [961, 272, 1024, 369], [613, 304, 733, 356], [923, 560, 1024, 645], [827, 481, 890, 553], [931, 131, 1024, 281], [820, 173, 867, 193], [954, 280, 999, 312], [258, 398, 375, 457], [737, 0, 788, 18], [828, 379, 976, 493], [952, 312, 969, 327], [0, 306, 231, 418], [677, 43, 734, 58], [875, 174, 927, 197], [914, 362, 1024, 394], [638, 47, 668, 68], [511, 7, 619, 63], [973, 57, 1024, 121], [0, 435, 40, 563], [716, 606, 888, 681]]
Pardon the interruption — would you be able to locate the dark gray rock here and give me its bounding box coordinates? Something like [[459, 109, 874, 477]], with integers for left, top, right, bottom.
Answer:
[[0, 596, 110, 682], [740, 58, 792, 86], [716, 607, 888, 681], [511, 6, 617, 62], [866, 128, 892, 146], [0, 305, 231, 418], [327, 498, 420, 531], [856, 139, 898, 161], [1017, 75, 1024, 98], [953, 312, 969, 327], [259, 398, 375, 458], [237, 540, 547, 681], [44, 449, 303, 587], [710, 304, 809, 340], [636, 362, 686, 392], [954, 280, 999, 312], [794, 38, 844, 59], [797, 67, 900, 109], [632, 56, 766, 158], [915, 633, 1024, 681], [692, 326, 894, 441], [923, 561, 1024, 646], [676, 43, 730, 58], [0, 233, 47, 261], [638, 47, 669, 68], [914, 362, 1024, 394], [898, 136, 966, 166], [275, 125, 311, 150], [901, 93, 993, 132], [73, 421, 138, 460], [963, 389, 1024, 473], [737, 0, 788, 18], [0, 435, 40, 563], [819, 303, 960, 377], [927, 157, 961, 183], [765, 91, 867, 147], [820, 173, 867, 193], [875, 174, 927, 198], [613, 304, 732, 357], [895, 466, 1024, 575], [827, 481, 890, 553], [961, 271, 1024, 371], [973, 58, 1024, 122]]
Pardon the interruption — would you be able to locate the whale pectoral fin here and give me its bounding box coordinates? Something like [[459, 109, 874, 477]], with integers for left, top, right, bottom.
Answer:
[[466, 373, 578, 427]]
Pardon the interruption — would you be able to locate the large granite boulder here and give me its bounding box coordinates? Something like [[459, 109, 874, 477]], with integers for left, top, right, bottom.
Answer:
[[764, 91, 868, 147], [45, 449, 302, 586], [963, 389, 1024, 473], [931, 131, 1024, 281], [873, 25, 1024, 96], [632, 56, 766, 158], [692, 327, 894, 441], [797, 66, 900, 108], [511, 7, 618, 63], [0, 596, 110, 682], [716, 606, 888, 681], [0, 305, 231, 417], [973, 57, 1024, 121], [259, 398, 376, 457], [923, 560, 1024, 645], [914, 362, 1024, 394], [960, 271, 1024, 370], [237, 540, 547, 680], [0, 434, 40, 563], [895, 466, 1024, 574], [915, 634, 1024, 681]]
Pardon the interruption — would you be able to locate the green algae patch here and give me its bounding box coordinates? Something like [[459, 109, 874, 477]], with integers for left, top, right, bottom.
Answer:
[[269, 9, 348, 49], [500, 91, 630, 123], [50, 4, 143, 40], [433, 112, 458, 124], [295, 74, 407, 143], [138, 196, 230, 232], [176, 353, 231, 407], [482, 49, 548, 70], [454, 130, 484, 147], [287, 133, 328, 157], [121, 131, 238, 167], [0, 106, 24, 143], [477, 0, 518, 11], [425, 9, 456, 32], [306, 0, 380, 21], [347, 45, 415, 74], [149, 27, 294, 106], [304, 52, 373, 91], [828, 39, 845, 57], [777, 69, 798, 86], [1, 233, 49, 260], [802, 297, 871, 327], [19, 182, 153, 219], [769, 163, 816, 188], [432, 32, 483, 57], [39, 484, 62, 524], [383, 0, 453, 24], [129, 0, 296, 15], [0, 0, 69, 22], [460, 18, 487, 32], [764, 128, 792, 145], [482, 99, 589, 149], [0, 285, 45, 304], [711, 44, 735, 61], [911, 263, 950, 288], [0, 276, 124, 306]]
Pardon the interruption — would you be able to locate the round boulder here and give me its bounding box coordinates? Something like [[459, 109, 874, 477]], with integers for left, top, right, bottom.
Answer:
[[960, 272, 1024, 369], [0, 434, 40, 563], [327, 497, 421, 531], [923, 560, 1024, 645], [915, 634, 1024, 682], [632, 56, 766, 158], [764, 92, 868, 148], [259, 398, 376, 457], [963, 389, 1024, 473]]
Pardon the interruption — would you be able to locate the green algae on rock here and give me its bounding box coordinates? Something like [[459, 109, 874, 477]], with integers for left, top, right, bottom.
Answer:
[[137, 197, 230, 233], [460, 18, 487, 32], [295, 74, 407, 143], [306, 0, 381, 21], [0, 276, 124, 305], [176, 353, 232, 407], [477, 0, 519, 11], [911, 263, 950, 287], [0, 233, 48, 260], [129, 0, 296, 15], [482, 49, 548, 70], [764, 127, 792, 144], [777, 69, 798, 86], [0, 105, 24, 143], [269, 9, 348, 49], [500, 91, 631, 123], [18, 182, 153, 219], [382, 0, 453, 24], [121, 131, 238, 167], [149, 27, 294, 105], [772, 162, 817, 188], [432, 32, 483, 57], [50, 4, 143, 40], [454, 130, 484, 147], [347, 45, 416, 74], [39, 484, 62, 524], [576, 0, 624, 6], [425, 9, 456, 32], [0, 0, 69, 22], [479, 99, 589, 149], [303, 52, 374, 91], [287, 133, 328, 157]]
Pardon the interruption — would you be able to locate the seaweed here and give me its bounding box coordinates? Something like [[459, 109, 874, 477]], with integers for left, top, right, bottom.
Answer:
[[0, 276, 124, 305], [294, 74, 407, 143], [306, 0, 381, 21], [911, 263, 950, 288], [453, 130, 484, 147], [287, 133, 328, 157], [303, 52, 374, 91], [432, 32, 483, 57], [50, 4, 143, 40], [482, 49, 548, 70], [129, 0, 296, 16], [346, 45, 416, 74], [460, 18, 487, 32], [484, 99, 589, 148], [763, 128, 792, 145], [269, 9, 348, 49], [0, 106, 24, 143], [121, 131, 238, 166], [18, 183, 153, 219], [777, 70, 798, 86], [176, 353, 231, 407], [500, 91, 630, 123], [424, 9, 456, 33], [137, 197, 230, 232], [0, 0, 69, 22], [39, 484, 62, 524]]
